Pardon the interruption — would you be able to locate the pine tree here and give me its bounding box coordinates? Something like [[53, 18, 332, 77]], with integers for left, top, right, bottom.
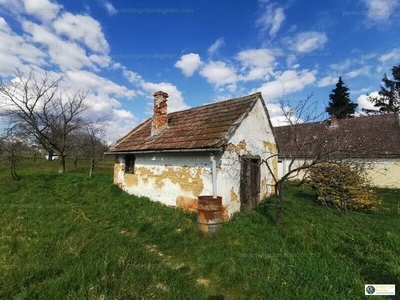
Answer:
[[326, 77, 357, 118], [368, 65, 400, 113]]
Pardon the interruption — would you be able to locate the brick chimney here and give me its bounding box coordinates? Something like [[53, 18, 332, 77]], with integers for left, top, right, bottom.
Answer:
[[330, 115, 338, 128], [151, 91, 169, 136]]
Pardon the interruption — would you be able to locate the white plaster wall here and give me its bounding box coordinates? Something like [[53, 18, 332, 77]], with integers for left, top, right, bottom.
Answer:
[[115, 153, 214, 206], [219, 97, 278, 217]]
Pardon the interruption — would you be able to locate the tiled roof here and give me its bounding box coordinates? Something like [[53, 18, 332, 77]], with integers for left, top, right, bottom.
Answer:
[[109, 92, 263, 152], [274, 114, 400, 158]]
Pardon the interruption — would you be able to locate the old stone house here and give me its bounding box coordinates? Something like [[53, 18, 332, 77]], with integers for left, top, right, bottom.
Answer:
[[274, 114, 400, 188], [108, 91, 278, 219]]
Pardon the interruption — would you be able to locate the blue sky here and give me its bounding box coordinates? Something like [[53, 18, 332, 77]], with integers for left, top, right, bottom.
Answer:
[[0, 0, 399, 141]]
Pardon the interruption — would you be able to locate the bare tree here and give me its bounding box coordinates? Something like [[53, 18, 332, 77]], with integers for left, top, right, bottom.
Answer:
[[83, 122, 109, 178], [66, 119, 109, 176], [0, 70, 90, 173], [0, 124, 27, 180], [264, 94, 378, 226], [67, 131, 87, 170], [28, 142, 43, 163]]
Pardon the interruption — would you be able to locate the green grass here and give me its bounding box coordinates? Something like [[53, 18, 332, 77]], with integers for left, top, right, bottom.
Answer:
[[0, 158, 399, 299]]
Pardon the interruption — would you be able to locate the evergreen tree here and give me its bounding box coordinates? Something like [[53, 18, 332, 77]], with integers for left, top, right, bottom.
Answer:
[[368, 64, 400, 113], [326, 77, 357, 118]]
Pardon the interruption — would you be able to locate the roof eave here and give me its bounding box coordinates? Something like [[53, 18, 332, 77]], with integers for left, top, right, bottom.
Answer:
[[106, 147, 225, 155]]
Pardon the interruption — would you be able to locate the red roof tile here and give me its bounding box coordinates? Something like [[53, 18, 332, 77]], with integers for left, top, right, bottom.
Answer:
[[274, 114, 400, 158], [109, 92, 263, 152]]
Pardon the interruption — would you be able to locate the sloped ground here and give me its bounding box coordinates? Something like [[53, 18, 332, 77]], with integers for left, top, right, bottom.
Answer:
[[0, 158, 399, 299]]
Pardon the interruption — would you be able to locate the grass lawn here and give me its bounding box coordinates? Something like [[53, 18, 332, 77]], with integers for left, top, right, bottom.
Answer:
[[0, 157, 399, 299]]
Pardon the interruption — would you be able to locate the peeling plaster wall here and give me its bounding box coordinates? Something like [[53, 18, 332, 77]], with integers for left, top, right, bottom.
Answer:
[[278, 157, 400, 188], [113, 97, 277, 219], [114, 153, 214, 210], [218, 97, 278, 217]]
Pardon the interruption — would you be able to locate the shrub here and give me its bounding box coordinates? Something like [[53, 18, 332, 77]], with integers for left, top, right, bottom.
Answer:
[[308, 161, 381, 212]]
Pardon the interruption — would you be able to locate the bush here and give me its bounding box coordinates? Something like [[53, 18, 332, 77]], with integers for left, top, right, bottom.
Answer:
[[308, 161, 381, 212]]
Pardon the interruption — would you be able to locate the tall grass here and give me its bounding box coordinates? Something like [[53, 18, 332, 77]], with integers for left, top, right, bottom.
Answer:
[[0, 157, 399, 299]]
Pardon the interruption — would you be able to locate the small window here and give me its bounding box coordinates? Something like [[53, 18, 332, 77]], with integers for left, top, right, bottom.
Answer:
[[125, 155, 135, 174]]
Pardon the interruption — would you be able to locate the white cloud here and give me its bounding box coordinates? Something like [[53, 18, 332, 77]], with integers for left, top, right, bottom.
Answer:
[[317, 75, 337, 87], [256, 3, 285, 37], [174, 53, 202, 77], [207, 38, 225, 56], [363, 0, 399, 22], [21, 0, 62, 21], [0, 0, 24, 15], [352, 87, 371, 95], [113, 108, 135, 120], [22, 21, 97, 71], [0, 4, 141, 142], [199, 61, 237, 87], [345, 66, 372, 78], [330, 59, 353, 71], [106, 119, 138, 143], [286, 55, 297, 68], [379, 48, 400, 62], [0, 18, 48, 76], [22, 20, 59, 44], [357, 91, 380, 110], [0, 53, 24, 77], [89, 54, 111, 67], [140, 81, 190, 113], [53, 12, 109, 53], [289, 31, 328, 53], [236, 49, 276, 68], [266, 103, 302, 126], [63, 70, 138, 139], [120, 67, 191, 113], [256, 69, 316, 101], [122, 69, 143, 83], [236, 49, 276, 81], [66, 69, 136, 99], [318, 64, 370, 88], [98, 0, 117, 16]]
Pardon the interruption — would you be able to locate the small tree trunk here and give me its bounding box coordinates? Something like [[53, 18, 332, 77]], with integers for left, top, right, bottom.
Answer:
[[10, 159, 20, 180], [33, 153, 36, 163], [48, 150, 53, 161], [10, 161, 15, 180], [89, 157, 95, 178], [58, 155, 66, 173], [275, 182, 283, 227], [74, 156, 78, 170]]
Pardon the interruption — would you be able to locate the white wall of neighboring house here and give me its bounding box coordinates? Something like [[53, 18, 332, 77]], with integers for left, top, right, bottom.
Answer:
[[277, 157, 308, 181], [365, 158, 400, 188], [277, 156, 400, 188]]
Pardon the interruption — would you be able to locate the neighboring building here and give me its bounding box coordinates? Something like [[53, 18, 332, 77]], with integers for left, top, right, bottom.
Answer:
[[107, 91, 278, 218], [274, 114, 400, 188]]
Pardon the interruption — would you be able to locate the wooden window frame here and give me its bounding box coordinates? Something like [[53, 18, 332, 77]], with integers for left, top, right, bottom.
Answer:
[[125, 155, 136, 174]]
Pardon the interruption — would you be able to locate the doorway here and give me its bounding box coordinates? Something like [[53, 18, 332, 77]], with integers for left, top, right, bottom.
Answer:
[[240, 155, 261, 210]]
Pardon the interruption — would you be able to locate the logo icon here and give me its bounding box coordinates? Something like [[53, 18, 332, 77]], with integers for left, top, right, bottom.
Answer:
[[366, 285, 375, 294]]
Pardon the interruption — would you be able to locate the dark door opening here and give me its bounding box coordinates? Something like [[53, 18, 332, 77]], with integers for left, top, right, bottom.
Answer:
[[240, 155, 261, 211]]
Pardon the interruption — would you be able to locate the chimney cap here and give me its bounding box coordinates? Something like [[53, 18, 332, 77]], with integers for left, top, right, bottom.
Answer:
[[153, 91, 169, 98], [330, 115, 339, 128]]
